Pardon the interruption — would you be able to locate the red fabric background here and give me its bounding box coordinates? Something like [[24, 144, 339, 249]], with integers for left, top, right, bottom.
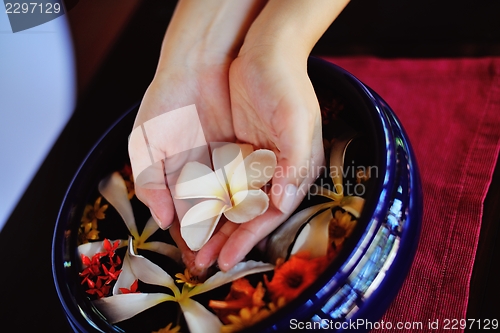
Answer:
[[323, 57, 500, 332]]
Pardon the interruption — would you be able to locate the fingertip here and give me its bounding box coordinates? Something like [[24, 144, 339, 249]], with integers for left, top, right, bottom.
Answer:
[[195, 222, 238, 270], [150, 208, 172, 230], [136, 185, 175, 229], [217, 259, 234, 273], [273, 182, 299, 214], [217, 230, 255, 272], [217, 246, 241, 272], [194, 248, 217, 271]]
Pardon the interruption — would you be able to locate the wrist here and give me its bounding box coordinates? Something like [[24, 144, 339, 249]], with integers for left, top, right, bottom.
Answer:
[[155, 0, 266, 74], [240, 0, 350, 61]]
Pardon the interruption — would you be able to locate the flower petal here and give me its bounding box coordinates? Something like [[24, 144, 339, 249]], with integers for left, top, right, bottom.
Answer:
[[230, 149, 276, 193], [113, 250, 135, 295], [78, 239, 126, 261], [138, 216, 160, 242], [175, 161, 228, 201], [266, 201, 336, 263], [310, 184, 343, 201], [180, 199, 226, 251], [291, 209, 333, 258], [92, 293, 174, 324], [223, 190, 269, 223], [329, 136, 355, 195], [126, 241, 178, 294], [211, 143, 247, 193], [179, 297, 222, 333], [188, 260, 274, 297], [140, 241, 182, 263], [340, 196, 365, 219], [98, 172, 139, 238]]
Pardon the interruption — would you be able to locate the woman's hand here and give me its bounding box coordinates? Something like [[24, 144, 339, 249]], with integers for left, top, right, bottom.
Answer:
[[193, 0, 350, 272], [128, 0, 266, 274]]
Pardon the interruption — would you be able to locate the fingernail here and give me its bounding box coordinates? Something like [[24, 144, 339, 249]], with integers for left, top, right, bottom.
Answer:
[[150, 208, 170, 230], [279, 184, 298, 213]]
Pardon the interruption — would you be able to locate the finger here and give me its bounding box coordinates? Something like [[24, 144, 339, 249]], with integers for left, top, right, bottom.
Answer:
[[217, 204, 284, 271], [135, 185, 174, 230], [270, 83, 325, 214], [169, 219, 208, 279], [195, 221, 239, 270]]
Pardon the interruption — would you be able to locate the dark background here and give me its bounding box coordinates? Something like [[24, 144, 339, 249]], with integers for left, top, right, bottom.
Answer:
[[0, 0, 498, 331]]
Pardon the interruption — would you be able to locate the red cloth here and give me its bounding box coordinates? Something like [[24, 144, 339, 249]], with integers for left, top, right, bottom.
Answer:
[[323, 57, 500, 332]]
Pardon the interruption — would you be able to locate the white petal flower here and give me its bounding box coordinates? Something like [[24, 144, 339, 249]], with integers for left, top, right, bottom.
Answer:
[[93, 242, 274, 333], [77, 172, 181, 294], [267, 136, 366, 262], [175, 143, 277, 250]]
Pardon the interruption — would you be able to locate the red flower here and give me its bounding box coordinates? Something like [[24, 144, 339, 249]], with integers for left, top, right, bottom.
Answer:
[[79, 238, 123, 299], [119, 279, 139, 294], [209, 278, 266, 325], [264, 252, 328, 303]]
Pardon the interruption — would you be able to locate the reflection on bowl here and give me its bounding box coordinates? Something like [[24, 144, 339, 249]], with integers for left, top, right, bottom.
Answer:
[[52, 57, 422, 333]]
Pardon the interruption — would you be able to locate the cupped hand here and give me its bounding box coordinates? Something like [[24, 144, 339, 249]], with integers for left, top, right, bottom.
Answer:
[[128, 63, 235, 273], [194, 47, 325, 272]]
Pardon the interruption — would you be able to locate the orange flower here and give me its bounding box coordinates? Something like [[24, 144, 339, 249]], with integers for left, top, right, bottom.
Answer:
[[209, 278, 266, 324], [264, 252, 328, 303], [78, 196, 108, 244], [152, 322, 181, 333], [175, 268, 202, 288], [81, 196, 108, 225], [220, 306, 271, 333], [219, 296, 286, 333], [329, 209, 356, 249], [356, 167, 371, 184], [120, 164, 135, 199]]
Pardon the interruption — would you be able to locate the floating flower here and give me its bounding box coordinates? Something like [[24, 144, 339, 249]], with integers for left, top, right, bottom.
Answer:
[[82, 196, 108, 226], [175, 269, 202, 288], [175, 143, 276, 250], [78, 196, 108, 244], [267, 135, 365, 262], [329, 209, 356, 249], [264, 252, 328, 303], [78, 172, 181, 295], [153, 323, 182, 333], [93, 241, 274, 333], [220, 306, 272, 333], [356, 166, 371, 184], [209, 278, 266, 324], [218, 297, 285, 333], [79, 239, 123, 299], [119, 164, 136, 199], [119, 279, 139, 294]]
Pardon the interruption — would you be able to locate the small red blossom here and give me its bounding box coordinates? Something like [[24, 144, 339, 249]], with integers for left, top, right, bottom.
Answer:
[[102, 239, 120, 258], [101, 264, 122, 284], [119, 279, 139, 294], [79, 238, 123, 299], [86, 278, 111, 298]]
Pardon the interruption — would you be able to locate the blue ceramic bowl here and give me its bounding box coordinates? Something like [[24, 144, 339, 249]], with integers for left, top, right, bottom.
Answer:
[[52, 57, 422, 333]]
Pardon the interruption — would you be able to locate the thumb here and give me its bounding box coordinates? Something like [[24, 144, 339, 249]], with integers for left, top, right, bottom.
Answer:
[[270, 111, 324, 214], [133, 160, 175, 230], [270, 127, 311, 214]]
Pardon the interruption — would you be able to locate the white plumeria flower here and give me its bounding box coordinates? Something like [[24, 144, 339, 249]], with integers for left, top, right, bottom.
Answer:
[[268, 136, 365, 261], [78, 172, 181, 294], [174, 143, 277, 250], [93, 241, 274, 333]]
